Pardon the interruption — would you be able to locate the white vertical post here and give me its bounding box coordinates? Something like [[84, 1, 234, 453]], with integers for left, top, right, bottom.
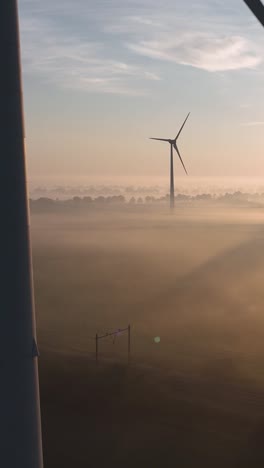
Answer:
[[170, 144, 174, 209]]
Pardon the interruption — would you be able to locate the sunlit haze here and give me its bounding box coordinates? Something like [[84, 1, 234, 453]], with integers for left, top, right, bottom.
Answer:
[[18, 0, 264, 187], [12, 2, 264, 466]]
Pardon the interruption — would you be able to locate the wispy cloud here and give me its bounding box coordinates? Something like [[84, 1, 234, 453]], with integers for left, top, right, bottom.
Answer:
[[240, 103, 251, 109], [103, 15, 163, 34], [19, 13, 160, 95], [104, 1, 263, 73], [241, 121, 264, 126], [19, 0, 264, 96], [128, 34, 262, 72]]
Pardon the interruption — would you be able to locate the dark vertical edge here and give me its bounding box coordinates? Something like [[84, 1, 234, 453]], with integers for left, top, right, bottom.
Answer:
[[0, 1, 43, 466]]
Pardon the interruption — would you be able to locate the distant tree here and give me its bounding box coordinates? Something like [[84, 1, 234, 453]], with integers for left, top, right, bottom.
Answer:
[[175, 194, 190, 201], [137, 197, 143, 204], [145, 196, 154, 203], [31, 197, 55, 211], [35, 197, 54, 206], [195, 194, 211, 200], [83, 196, 93, 203], [116, 195, 125, 203], [105, 195, 125, 203], [129, 196, 136, 204], [73, 196, 81, 204], [94, 196, 105, 203]]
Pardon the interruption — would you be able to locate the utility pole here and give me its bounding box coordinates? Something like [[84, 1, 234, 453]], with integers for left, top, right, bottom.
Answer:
[[95, 326, 131, 364], [0, 2, 43, 467], [128, 324, 131, 365], [96, 333, 98, 364]]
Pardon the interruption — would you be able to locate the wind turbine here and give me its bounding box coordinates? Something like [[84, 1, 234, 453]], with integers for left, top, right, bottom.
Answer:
[[150, 113, 190, 209]]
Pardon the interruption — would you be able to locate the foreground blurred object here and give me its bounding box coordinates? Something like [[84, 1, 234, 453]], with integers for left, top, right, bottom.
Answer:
[[243, 0, 264, 26], [0, 1, 43, 467]]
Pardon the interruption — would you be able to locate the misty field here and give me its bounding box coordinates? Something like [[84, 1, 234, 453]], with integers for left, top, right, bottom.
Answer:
[[31, 203, 264, 467]]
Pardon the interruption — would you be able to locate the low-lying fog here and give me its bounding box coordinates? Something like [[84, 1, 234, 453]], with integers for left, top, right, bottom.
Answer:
[[31, 201, 264, 384]]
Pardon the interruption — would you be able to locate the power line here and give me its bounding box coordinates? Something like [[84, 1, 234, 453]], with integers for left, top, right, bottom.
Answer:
[[95, 325, 131, 364]]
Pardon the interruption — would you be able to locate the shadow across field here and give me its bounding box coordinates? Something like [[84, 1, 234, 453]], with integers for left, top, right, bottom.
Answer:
[[40, 350, 264, 468], [31, 204, 264, 467]]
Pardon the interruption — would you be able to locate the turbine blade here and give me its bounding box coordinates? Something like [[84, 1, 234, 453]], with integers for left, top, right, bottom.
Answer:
[[149, 138, 170, 142], [174, 144, 188, 175], [243, 0, 264, 27], [175, 112, 190, 141]]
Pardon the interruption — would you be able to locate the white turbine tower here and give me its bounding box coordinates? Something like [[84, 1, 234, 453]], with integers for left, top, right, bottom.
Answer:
[[150, 113, 190, 209], [0, 1, 43, 467]]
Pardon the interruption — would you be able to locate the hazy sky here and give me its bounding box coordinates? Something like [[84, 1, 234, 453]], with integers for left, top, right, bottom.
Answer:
[[18, 0, 264, 184]]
